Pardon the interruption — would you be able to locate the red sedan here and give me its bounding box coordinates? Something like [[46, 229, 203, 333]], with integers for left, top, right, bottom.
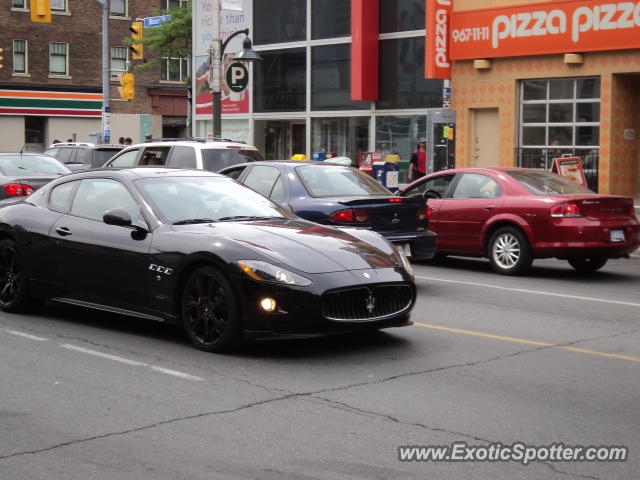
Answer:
[[399, 168, 640, 275]]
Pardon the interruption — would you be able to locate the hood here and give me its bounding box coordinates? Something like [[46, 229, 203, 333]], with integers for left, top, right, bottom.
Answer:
[[179, 218, 398, 273]]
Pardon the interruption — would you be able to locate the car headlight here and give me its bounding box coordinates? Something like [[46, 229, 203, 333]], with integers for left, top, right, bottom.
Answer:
[[394, 246, 414, 279], [237, 260, 312, 286]]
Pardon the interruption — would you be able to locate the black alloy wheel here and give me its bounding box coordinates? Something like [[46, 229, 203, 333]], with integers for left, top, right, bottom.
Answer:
[[567, 256, 608, 273], [181, 266, 240, 352], [0, 239, 32, 312]]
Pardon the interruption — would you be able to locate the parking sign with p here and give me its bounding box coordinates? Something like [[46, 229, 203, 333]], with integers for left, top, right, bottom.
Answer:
[[225, 62, 249, 93]]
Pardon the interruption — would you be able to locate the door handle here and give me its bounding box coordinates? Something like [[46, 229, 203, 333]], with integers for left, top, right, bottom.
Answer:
[[484, 205, 496, 211], [55, 227, 72, 236]]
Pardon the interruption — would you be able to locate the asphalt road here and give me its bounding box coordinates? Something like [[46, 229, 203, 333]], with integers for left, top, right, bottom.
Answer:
[[1, 257, 639, 480]]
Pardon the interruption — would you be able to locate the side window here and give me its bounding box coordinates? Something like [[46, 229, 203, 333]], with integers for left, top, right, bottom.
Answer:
[[452, 174, 502, 199], [70, 179, 140, 223], [49, 181, 77, 213], [243, 166, 281, 197], [222, 166, 247, 180], [108, 149, 140, 167], [168, 146, 197, 168], [404, 174, 455, 198], [139, 147, 171, 166], [44, 149, 60, 159], [75, 149, 91, 166], [270, 176, 285, 203], [56, 149, 73, 164]]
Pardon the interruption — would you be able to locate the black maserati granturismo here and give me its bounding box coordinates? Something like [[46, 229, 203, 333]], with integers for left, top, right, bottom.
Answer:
[[0, 168, 416, 352]]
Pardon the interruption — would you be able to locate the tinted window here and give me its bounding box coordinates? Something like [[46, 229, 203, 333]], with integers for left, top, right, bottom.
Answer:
[[49, 181, 77, 213], [74, 149, 91, 165], [0, 155, 70, 176], [168, 146, 197, 168], [108, 149, 140, 167], [56, 149, 73, 164], [201, 149, 262, 172], [223, 166, 247, 180], [270, 176, 286, 202], [312, 44, 369, 110], [44, 149, 60, 158], [70, 179, 140, 222], [243, 165, 281, 197], [139, 147, 171, 166], [254, 0, 306, 44], [404, 174, 455, 198], [507, 170, 594, 195], [380, 0, 425, 33], [297, 165, 390, 197], [377, 38, 443, 110], [452, 174, 502, 199], [254, 48, 306, 112], [93, 149, 122, 167], [312, 0, 350, 39]]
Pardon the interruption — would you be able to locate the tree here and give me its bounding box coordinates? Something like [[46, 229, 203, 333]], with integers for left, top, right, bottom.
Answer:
[[126, 1, 192, 82]]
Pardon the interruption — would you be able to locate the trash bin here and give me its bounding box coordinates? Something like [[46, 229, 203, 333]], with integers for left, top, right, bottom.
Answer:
[[313, 152, 326, 161], [371, 161, 400, 192]]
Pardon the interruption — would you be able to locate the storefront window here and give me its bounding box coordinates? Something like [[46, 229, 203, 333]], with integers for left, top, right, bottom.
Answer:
[[312, 0, 350, 39], [375, 115, 426, 161], [254, 0, 306, 45], [518, 77, 601, 191], [311, 44, 369, 111], [377, 38, 442, 110], [253, 48, 306, 112], [311, 117, 369, 164], [379, 0, 425, 33]]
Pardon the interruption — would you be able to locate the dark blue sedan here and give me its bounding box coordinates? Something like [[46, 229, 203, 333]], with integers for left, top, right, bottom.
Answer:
[[219, 161, 437, 261]]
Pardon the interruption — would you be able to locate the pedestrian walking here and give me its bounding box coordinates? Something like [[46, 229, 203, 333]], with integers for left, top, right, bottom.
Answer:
[[408, 137, 427, 181]]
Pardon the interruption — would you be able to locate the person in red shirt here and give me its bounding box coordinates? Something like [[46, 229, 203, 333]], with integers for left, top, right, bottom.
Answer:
[[409, 137, 427, 181]]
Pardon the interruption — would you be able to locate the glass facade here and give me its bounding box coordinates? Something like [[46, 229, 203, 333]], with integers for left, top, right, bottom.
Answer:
[[375, 115, 426, 159], [312, 0, 350, 39], [312, 117, 370, 164], [253, 0, 306, 45], [379, 0, 426, 33], [311, 44, 369, 111], [254, 48, 306, 112], [377, 38, 443, 110]]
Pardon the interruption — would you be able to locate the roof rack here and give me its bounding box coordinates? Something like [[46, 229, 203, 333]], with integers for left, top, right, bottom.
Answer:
[[149, 137, 245, 144]]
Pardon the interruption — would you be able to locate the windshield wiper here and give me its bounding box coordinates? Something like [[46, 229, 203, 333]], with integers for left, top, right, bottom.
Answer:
[[172, 218, 216, 225], [217, 215, 283, 222]]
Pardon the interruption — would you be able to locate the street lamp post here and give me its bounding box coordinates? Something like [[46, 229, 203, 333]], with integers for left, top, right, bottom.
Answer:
[[209, 0, 261, 138], [96, 0, 110, 143]]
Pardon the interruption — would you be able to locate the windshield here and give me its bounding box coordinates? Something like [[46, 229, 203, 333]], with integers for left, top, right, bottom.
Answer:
[[0, 155, 70, 177], [507, 170, 594, 195], [296, 165, 391, 197], [201, 148, 264, 172], [137, 176, 286, 224]]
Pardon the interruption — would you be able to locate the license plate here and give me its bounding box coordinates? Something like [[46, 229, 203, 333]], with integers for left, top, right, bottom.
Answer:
[[610, 229, 625, 242], [399, 243, 411, 257]]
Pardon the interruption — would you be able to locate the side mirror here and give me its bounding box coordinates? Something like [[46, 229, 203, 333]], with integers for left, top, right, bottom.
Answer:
[[103, 208, 132, 227]]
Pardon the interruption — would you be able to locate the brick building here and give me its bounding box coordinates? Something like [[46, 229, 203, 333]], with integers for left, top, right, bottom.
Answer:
[[0, 0, 189, 151]]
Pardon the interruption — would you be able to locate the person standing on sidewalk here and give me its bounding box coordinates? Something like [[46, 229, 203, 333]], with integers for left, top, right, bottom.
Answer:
[[408, 137, 427, 181]]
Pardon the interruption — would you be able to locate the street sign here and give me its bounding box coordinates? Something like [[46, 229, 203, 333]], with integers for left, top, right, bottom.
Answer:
[[143, 15, 170, 28], [225, 62, 249, 93]]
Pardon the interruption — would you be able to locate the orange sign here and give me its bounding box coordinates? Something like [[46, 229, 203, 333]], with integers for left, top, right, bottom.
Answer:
[[426, 0, 453, 79], [450, 0, 640, 60], [551, 157, 587, 186]]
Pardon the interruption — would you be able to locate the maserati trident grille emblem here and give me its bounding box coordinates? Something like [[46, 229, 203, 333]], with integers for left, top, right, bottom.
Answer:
[[365, 291, 376, 314]]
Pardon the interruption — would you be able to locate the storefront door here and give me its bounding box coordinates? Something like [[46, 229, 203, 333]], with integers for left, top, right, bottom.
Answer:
[[263, 121, 306, 160], [471, 108, 499, 167]]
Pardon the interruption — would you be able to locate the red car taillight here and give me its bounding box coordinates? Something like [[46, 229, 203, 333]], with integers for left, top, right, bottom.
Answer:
[[551, 202, 583, 218], [4, 183, 34, 197], [416, 207, 431, 222], [329, 208, 372, 223]]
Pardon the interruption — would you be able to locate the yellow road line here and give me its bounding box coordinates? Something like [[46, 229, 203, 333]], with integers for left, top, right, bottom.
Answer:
[[414, 323, 640, 363]]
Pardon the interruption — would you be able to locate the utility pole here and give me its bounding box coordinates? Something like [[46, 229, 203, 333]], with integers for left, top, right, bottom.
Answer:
[[96, 0, 111, 143], [210, 0, 222, 138]]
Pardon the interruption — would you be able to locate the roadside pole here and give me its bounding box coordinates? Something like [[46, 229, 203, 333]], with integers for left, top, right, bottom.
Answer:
[[100, 0, 111, 143]]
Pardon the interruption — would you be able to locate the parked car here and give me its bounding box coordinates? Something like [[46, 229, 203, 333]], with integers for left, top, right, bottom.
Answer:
[[398, 167, 640, 275], [0, 167, 415, 352], [44, 142, 124, 171], [219, 160, 437, 261], [102, 138, 264, 171], [0, 153, 70, 200]]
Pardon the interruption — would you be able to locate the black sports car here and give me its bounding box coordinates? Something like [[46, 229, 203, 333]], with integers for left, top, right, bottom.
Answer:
[[0, 168, 416, 352]]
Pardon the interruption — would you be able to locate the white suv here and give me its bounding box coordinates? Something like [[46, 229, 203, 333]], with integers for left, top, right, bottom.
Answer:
[[102, 138, 264, 171]]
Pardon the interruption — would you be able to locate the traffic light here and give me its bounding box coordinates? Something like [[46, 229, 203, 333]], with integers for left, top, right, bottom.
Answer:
[[118, 73, 135, 100], [30, 0, 51, 23], [0, 48, 3, 70], [130, 21, 143, 60]]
